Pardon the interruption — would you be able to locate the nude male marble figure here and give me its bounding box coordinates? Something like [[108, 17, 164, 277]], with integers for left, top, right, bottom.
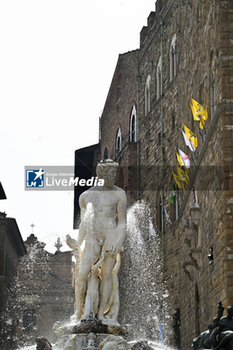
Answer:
[[66, 160, 126, 325]]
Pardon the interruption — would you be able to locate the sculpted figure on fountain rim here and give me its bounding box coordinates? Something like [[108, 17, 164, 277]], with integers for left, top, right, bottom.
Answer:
[[67, 160, 127, 326]]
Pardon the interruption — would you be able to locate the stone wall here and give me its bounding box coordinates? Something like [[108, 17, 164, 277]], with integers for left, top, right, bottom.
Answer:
[[137, 0, 233, 348], [100, 50, 139, 161], [84, 0, 233, 348]]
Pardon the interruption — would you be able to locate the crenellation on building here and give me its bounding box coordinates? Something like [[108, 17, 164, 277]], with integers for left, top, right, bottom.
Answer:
[[147, 11, 156, 30]]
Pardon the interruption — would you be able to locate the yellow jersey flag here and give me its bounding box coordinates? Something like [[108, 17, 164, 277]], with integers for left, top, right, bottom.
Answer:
[[176, 152, 184, 167], [190, 103, 206, 129], [172, 172, 184, 189], [191, 98, 208, 120], [190, 98, 208, 129], [190, 103, 200, 121], [183, 124, 198, 148]]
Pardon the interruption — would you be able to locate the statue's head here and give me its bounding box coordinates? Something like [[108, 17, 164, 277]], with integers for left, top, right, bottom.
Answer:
[[96, 159, 119, 187], [227, 304, 233, 318]]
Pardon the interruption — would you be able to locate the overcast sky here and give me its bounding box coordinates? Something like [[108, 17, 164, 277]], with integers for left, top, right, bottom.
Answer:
[[0, 0, 156, 252]]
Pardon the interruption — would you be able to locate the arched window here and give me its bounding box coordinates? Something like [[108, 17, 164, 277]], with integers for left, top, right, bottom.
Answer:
[[115, 128, 122, 157], [157, 57, 162, 100], [145, 75, 151, 115], [103, 147, 108, 160], [129, 104, 137, 142], [170, 34, 177, 81]]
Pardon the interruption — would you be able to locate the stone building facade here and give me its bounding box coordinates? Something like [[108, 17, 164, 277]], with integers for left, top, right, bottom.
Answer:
[[16, 234, 74, 346], [101, 0, 233, 348], [136, 0, 233, 348], [74, 0, 233, 348]]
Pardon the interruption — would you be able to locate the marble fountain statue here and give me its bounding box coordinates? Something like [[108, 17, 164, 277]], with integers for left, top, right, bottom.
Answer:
[[66, 160, 126, 326], [51, 160, 130, 350]]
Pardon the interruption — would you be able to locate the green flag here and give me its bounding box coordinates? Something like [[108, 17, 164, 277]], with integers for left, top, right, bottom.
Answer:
[[169, 184, 176, 203]]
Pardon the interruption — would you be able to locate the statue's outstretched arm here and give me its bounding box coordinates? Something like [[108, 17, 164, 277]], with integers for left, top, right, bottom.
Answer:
[[66, 194, 87, 249], [66, 235, 79, 250]]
